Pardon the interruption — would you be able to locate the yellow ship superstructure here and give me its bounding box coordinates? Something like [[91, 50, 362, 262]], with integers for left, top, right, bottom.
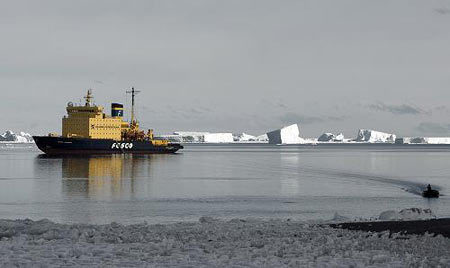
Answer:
[[62, 89, 129, 140], [61, 89, 168, 146]]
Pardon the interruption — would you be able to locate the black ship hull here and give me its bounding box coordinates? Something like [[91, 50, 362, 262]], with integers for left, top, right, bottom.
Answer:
[[33, 136, 183, 155]]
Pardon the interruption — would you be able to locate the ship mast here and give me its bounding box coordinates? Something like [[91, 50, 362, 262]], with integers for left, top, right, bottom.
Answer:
[[126, 87, 141, 127], [84, 89, 93, 106]]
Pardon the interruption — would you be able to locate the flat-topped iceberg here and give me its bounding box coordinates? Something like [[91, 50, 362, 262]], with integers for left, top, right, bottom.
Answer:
[[354, 129, 396, 143], [0, 131, 34, 143]]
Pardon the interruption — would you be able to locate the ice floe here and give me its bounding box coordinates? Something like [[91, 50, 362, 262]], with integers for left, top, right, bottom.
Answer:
[[0, 218, 448, 267]]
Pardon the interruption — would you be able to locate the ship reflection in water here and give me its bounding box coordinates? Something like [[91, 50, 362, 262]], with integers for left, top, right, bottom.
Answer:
[[32, 153, 185, 223], [62, 155, 132, 199], [37, 154, 168, 200]]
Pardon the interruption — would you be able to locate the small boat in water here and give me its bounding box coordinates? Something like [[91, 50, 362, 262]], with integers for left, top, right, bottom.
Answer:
[[422, 184, 439, 198]]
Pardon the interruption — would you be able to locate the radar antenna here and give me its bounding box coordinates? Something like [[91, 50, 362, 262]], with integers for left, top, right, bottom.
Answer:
[[126, 87, 141, 126]]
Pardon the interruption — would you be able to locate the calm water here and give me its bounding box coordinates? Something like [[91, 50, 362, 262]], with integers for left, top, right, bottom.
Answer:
[[0, 143, 449, 224]]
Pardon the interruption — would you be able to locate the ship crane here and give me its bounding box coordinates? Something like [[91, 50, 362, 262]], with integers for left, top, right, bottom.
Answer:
[[126, 87, 141, 129]]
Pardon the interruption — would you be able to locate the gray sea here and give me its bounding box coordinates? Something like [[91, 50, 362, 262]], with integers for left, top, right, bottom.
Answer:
[[0, 143, 449, 224]]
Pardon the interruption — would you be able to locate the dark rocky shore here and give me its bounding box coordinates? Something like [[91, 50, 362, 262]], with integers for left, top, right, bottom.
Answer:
[[330, 218, 450, 238]]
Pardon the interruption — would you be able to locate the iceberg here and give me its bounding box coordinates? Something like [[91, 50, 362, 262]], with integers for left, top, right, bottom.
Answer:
[[0, 131, 34, 143], [354, 129, 396, 143], [267, 124, 306, 144]]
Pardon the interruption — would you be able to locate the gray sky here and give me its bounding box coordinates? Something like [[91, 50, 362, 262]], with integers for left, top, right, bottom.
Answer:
[[1, 0, 450, 138]]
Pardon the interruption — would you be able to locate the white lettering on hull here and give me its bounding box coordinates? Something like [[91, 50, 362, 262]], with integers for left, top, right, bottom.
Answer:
[[111, 143, 134, 149]]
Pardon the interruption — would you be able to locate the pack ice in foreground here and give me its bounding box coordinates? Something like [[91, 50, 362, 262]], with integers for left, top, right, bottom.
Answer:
[[0, 217, 448, 267]]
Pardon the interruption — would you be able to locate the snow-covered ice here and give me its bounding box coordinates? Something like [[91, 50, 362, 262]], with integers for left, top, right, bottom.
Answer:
[[0, 131, 33, 143], [0, 218, 448, 267], [378, 208, 436, 221], [354, 129, 396, 143]]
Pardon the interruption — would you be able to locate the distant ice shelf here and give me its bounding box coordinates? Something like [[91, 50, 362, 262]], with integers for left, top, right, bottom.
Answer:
[[18, 124, 449, 145], [0, 131, 34, 143], [396, 137, 450, 144], [158, 126, 402, 145], [159, 132, 235, 143], [158, 131, 272, 144]]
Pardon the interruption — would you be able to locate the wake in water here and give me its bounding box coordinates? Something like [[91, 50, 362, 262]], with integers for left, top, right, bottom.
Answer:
[[305, 167, 442, 196]]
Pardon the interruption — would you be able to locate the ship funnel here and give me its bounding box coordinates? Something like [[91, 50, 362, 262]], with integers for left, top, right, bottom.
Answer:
[[111, 103, 124, 118]]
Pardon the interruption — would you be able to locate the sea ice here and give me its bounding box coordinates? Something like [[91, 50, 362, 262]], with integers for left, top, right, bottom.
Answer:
[[0, 218, 448, 267]]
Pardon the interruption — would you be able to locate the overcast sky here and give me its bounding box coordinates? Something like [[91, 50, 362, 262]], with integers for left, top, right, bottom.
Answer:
[[1, 0, 450, 137]]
